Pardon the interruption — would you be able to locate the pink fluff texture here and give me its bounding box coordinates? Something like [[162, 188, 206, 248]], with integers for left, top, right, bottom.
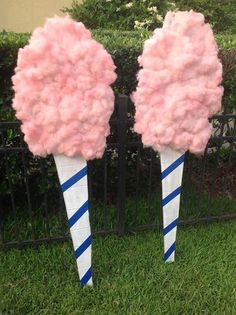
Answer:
[[12, 16, 116, 160], [133, 11, 223, 154]]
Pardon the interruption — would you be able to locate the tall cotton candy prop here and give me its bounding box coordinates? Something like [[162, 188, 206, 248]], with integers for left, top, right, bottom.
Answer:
[[12, 16, 116, 285], [133, 11, 223, 262]]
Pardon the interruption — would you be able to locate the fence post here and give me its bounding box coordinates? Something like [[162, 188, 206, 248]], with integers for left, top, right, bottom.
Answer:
[[117, 95, 128, 235]]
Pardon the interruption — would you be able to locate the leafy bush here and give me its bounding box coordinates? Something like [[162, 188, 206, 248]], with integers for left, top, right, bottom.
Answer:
[[63, 0, 236, 34], [0, 31, 30, 120], [62, 0, 176, 31], [219, 49, 236, 113], [215, 34, 236, 50]]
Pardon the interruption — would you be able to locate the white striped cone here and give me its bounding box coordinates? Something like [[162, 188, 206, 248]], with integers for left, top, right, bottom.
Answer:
[[54, 155, 92, 287], [160, 148, 185, 262]]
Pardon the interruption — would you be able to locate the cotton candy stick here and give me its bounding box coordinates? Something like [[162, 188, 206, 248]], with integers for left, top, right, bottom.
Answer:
[[133, 10, 223, 263], [54, 155, 92, 286], [12, 16, 116, 285], [160, 148, 185, 262]]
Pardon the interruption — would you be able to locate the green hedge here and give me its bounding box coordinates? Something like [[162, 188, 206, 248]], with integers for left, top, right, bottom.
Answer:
[[0, 31, 30, 119], [1, 30, 236, 121]]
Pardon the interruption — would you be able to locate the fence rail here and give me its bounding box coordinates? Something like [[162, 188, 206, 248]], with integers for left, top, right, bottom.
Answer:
[[0, 95, 236, 248]]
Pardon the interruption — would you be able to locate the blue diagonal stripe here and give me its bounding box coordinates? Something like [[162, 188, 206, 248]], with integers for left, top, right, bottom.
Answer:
[[164, 242, 176, 261], [75, 235, 92, 259], [80, 267, 92, 287], [68, 200, 89, 228], [163, 218, 179, 236], [162, 186, 181, 207], [61, 166, 87, 192], [161, 154, 185, 180]]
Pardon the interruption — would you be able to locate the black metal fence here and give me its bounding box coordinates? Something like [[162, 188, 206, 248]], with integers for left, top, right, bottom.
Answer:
[[0, 95, 236, 248]]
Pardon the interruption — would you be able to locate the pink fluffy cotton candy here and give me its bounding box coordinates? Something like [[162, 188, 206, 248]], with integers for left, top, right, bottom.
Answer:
[[12, 16, 116, 160], [133, 10, 223, 155]]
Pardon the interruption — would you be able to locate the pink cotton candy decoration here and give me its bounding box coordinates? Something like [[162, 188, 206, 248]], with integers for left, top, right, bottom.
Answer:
[[12, 16, 116, 160], [133, 11, 223, 154]]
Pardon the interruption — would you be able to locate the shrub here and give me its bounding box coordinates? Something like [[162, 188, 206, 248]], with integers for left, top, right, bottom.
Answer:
[[219, 49, 236, 113], [0, 31, 30, 120], [215, 34, 236, 50], [62, 0, 176, 31], [63, 0, 236, 34]]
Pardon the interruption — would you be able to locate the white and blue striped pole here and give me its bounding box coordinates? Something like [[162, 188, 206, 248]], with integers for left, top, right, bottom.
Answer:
[[160, 148, 185, 262], [54, 155, 92, 286]]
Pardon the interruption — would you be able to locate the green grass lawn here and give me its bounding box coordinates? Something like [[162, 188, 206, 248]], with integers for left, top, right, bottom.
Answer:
[[1, 221, 236, 315]]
